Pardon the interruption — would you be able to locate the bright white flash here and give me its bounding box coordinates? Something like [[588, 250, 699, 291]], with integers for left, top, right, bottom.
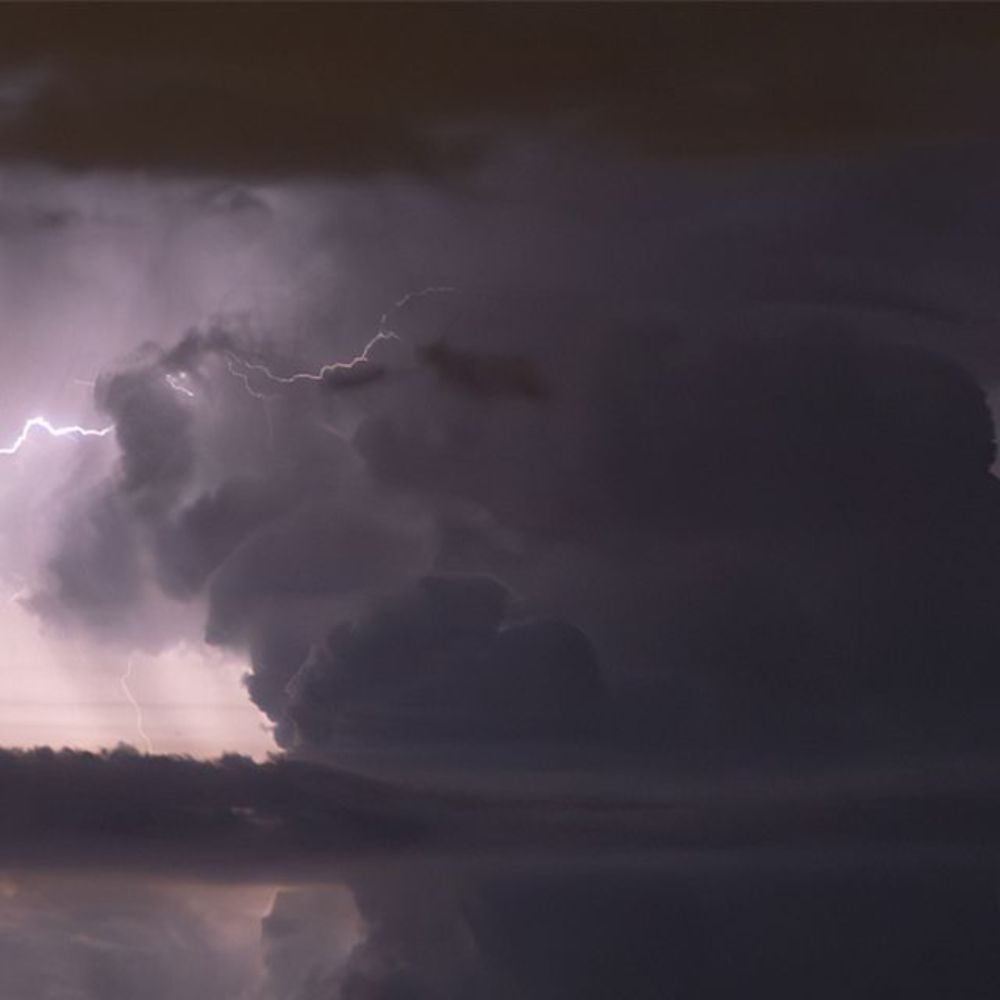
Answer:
[[0, 416, 114, 456], [120, 656, 154, 755]]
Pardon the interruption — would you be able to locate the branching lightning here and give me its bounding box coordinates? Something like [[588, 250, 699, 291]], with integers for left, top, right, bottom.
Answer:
[[223, 285, 455, 390], [119, 656, 154, 755], [224, 355, 278, 400], [0, 416, 114, 456], [3, 290, 454, 458], [224, 355, 277, 448], [225, 328, 399, 386]]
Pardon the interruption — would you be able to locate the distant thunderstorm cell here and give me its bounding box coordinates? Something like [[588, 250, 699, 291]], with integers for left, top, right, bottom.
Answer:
[[0, 416, 115, 455]]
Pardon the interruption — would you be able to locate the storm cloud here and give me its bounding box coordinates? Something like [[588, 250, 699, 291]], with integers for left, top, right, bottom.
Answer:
[[6, 8, 1000, 994], [20, 163, 1000, 768]]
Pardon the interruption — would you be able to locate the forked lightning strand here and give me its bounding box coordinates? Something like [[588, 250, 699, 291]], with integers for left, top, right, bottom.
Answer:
[[120, 657, 154, 755], [0, 416, 114, 456], [225, 285, 455, 388], [224, 356, 277, 448], [225, 355, 277, 399], [226, 328, 399, 386]]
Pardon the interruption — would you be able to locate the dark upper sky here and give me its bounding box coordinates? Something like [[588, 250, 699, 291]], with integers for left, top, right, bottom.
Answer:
[[3, 4, 1000, 174]]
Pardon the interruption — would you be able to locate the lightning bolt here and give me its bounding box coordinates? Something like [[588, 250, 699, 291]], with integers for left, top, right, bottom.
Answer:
[[164, 372, 195, 398], [223, 354, 278, 449], [224, 355, 278, 400], [0, 416, 114, 456], [224, 285, 455, 389], [119, 656, 154, 755], [2, 288, 454, 459], [224, 328, 399, 386]]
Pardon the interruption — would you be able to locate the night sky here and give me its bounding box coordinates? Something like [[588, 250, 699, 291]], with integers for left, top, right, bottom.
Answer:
[[4, 4, 1000, 998]]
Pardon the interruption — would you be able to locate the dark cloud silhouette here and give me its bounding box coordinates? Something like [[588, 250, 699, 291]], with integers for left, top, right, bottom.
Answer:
[[0, 747, 429, 877], [5, 746, 1000, 876], [100, 369, 196, 509], [272, 575, 605, 754], [151, 477, 286, 599], [418, 341, 548, 401], [347, 323, 1000, 756], [204, 497, 431, 650]]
